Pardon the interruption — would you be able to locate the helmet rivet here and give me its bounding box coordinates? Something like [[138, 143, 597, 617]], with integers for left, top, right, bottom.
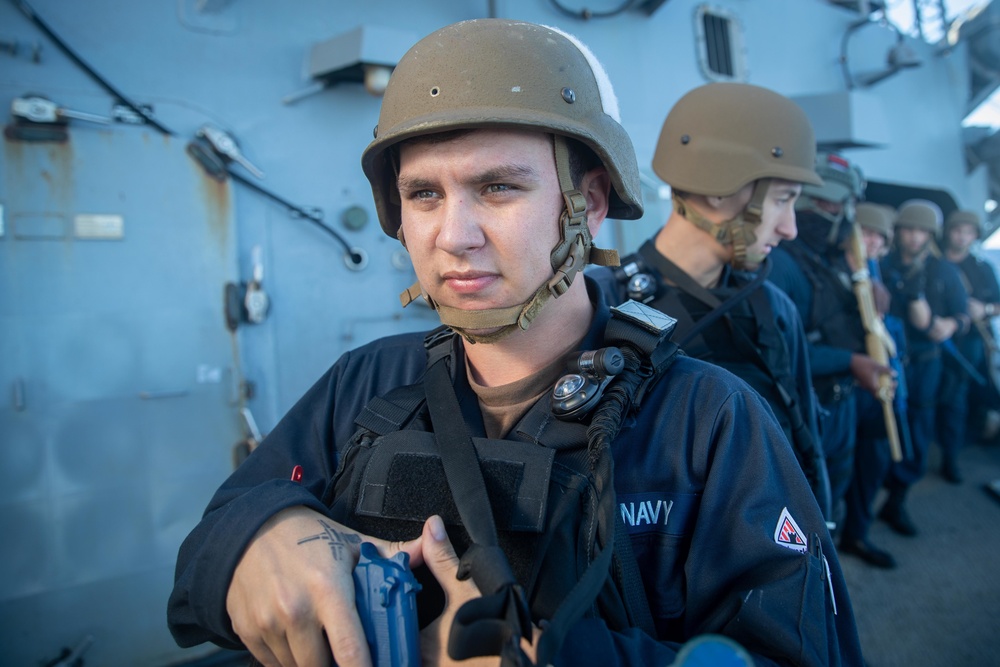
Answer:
[[561, 87, 576, 104], [430, 86, 440, 97], [772, 146, 784, 158], [680, 135, 690, 145], [372, 124, 378, 139]]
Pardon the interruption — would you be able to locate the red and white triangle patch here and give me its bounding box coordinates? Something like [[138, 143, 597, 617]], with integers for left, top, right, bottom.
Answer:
[[773, 507, 808, 553]]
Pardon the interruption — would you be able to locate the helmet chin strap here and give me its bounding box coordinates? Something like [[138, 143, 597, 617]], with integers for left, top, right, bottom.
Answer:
[[672, 178, 770, 270], [398, 135, 620, 344]]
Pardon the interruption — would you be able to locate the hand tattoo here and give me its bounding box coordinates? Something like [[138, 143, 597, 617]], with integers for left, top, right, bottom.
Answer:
[[297, 520, 362, 562]]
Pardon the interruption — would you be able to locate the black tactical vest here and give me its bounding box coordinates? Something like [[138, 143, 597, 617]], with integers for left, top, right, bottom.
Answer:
[[781, 241, 865, 356], [610, 242, 829, 518], [326, 303, 679, 666]]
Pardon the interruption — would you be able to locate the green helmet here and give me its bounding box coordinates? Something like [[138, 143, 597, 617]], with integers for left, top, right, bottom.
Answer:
[[651, 82, 822, 269], [944, 209, 983, 237], [895, 200, 942, 234], [798, 153, 865, 208], [856, 202, 896, 244], [794, 153, 865, 249], [361, 19, 642, 342]]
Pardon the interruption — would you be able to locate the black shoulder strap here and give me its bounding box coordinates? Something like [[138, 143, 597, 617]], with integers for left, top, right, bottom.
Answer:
[[353, 387, 425, 437], [423, 354, 532, 667], [639, 248, 772, 349], [350, 326, 456, 437]]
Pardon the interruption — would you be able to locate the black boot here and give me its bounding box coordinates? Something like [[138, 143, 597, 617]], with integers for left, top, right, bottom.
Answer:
[[839, 538, 897, 569], [878, 489, 918, 536], [942, 458, 963, 484]]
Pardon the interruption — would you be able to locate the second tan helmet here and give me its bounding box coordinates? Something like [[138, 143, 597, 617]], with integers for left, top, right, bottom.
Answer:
[[652, 83, 821, 268], [653, 82, 822, 196]]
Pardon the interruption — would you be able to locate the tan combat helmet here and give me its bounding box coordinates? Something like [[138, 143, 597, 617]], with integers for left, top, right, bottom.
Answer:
[[361, 19, 643, 343], [856, 202, 896, 246], [944, 209, 983, 238], [652, 82, 822, 268], [797, 153, 866, 243], [895, 199, 943, 234]]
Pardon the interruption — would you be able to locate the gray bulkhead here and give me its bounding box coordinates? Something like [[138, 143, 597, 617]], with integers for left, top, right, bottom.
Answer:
[[0, 0, 991, 665]]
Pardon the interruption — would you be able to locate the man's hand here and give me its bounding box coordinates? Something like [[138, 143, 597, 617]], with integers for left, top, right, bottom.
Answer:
[[849, 353, 895, 398], [968, 298, 986, 322], [418, 516, 499, 667], [908, 298, 932, 331], [872, 281, 891, 316], [418, 516, 540, 667], [928, 316, 959, 342], [226, 506, 423, 667]]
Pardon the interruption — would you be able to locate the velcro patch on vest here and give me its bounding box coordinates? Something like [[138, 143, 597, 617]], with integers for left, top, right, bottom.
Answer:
[[354, 431, 555, 533], [617, 492, 699, 536]]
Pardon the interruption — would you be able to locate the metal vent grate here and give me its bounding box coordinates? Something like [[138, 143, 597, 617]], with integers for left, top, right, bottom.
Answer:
[[695, 5, 747, 81], [703, 12, 733, 76]]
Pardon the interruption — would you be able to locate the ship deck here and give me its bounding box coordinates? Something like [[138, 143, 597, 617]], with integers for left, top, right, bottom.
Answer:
[[841, 438, 1000, 667]]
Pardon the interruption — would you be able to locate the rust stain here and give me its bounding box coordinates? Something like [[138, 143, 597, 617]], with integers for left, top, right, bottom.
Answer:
[[192, 158, 233, 251], [3, 133, 76, 219]]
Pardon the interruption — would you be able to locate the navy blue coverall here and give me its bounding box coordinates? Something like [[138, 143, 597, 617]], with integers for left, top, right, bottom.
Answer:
[[167, 279, 863, 667], [769, 243, 863, 533], [881, 251, 968, 491]]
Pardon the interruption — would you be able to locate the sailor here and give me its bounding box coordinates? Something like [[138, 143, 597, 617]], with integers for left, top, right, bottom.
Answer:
[[840, 202, 903, 568], [167, 20, 862, 667], [940, 209, 1000, 461], [591, 82, 830, 518], [769, 153, 892, 539], [880, 201, 969, 534]]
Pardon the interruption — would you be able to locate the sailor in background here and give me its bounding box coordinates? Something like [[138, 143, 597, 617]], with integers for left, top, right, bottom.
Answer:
[[880, 201, 969, 535], [840, 203, 902, 568], [769, 154, 894, 539], [591, 82, 830, 519], [940, 209, 1000, 460]]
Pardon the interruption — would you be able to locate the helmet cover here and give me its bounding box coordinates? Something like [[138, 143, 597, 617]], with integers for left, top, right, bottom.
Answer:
[[362, 18, 643, 238], [652, 82, 822, 196], [944, 209, 983, 237], [855, 202, 896, 243], [895, 199, 942, 234]]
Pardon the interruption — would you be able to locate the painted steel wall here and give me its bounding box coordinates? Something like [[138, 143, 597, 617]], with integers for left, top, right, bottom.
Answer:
[[0, 0, 987, 664]]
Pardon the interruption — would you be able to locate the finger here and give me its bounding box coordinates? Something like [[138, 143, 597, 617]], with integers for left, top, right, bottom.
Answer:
[[231, 609, 297, 667], [258, 633, 298, 667], [286, 626, 333, 667], [327, 625, 372, 667], [316, 584, 372, 667], [243, 639, 281, 667], [422, 515, 461, 573], [422, 516, 482, 603], [372, 531, 428, 569]]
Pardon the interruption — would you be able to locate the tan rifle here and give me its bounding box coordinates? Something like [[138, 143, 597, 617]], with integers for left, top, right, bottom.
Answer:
[[847, 224, 903, 462]]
